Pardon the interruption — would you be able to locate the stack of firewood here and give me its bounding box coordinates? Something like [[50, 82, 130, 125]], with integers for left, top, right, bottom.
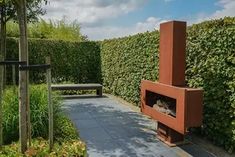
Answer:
[[153, 100, 176, 117]]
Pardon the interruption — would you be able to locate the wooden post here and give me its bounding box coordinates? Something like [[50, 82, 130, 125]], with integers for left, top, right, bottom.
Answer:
[[0, 56, 3, 148], [12, 65, 16, 86], [26, 69, 31, 147], [12, 65, 17, 94], [0, 1, 6, 90], [46, 56, 53, 151], [0, 3, 4, 147], [16, 0, 29, 153]]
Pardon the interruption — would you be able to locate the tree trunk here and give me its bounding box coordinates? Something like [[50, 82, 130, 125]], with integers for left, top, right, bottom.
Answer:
[[0, 3, 6, 89], [46, 56, 53, 152], [0, 3, 5, 147], [15, 0, 29, 153], [2, 21, 6, 89]]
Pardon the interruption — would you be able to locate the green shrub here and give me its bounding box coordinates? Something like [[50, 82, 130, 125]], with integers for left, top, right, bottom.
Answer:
[[1, 85, 86, 156], [54, 114, 79, 143], [0, 138, 86, 157], [186, 17, 235, 152], [6, 39, 101, 84], [2, 85, 78, 144], [101, 31, 159, 104]]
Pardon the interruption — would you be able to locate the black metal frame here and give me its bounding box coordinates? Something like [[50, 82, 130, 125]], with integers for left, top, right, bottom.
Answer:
[[0, 60, 51, 71], [19, 64, 51, 71], [0, 61, 26, 66]]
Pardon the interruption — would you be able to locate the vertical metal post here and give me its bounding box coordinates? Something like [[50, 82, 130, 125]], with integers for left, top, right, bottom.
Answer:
[[46, 56, 53, 151]]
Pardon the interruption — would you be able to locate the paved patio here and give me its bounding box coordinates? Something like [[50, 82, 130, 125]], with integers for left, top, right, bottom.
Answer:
[[62, 96, 216, 157]]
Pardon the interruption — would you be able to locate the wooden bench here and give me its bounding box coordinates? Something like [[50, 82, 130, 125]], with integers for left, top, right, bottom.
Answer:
[[51, 84, 103, 97]]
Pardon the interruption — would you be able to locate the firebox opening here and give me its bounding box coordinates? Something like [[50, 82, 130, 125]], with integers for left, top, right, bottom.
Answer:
[[145, 90, 176, 118]]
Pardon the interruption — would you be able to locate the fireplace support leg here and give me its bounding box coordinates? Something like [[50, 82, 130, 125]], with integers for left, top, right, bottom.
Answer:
[[157, 122, 185, 146]]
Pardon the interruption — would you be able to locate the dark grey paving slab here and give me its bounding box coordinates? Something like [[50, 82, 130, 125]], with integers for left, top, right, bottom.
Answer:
[[63, 96, 217, 157], [74, 119, 100, 130]]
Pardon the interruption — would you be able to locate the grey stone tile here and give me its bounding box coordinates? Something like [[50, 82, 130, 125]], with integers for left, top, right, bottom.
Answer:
[[86, 139, 126, 157], [90, 111, 121, 119], [74, 119, 100, 130], [68, 112, 92, 120], [116, 137, 159, 157], [96, 115, 134, 127], [103, 125, 141, 139], [155, 149, 186, 157], [175, 144, 216, 157], [63, 97, 215, 157], [78, 126, 112, 142]]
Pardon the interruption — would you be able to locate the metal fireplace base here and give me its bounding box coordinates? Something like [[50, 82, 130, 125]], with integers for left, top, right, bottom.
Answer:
[[157, 122, 188, 147]]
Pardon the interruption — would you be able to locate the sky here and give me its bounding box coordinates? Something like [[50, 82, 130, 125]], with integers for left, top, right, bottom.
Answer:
[[42, 0, 235, 40]]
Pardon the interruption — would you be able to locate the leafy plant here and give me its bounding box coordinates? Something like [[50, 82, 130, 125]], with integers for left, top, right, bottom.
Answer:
[[6, 38, 101, 84], [0, 138, 86, 157], [3, 85, 60, 143], [1, 85, 86, 156], [6, 18, 87, 42]]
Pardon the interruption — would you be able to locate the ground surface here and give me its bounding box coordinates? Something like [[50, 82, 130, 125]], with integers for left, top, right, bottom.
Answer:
[[63, 95, 216, 157]]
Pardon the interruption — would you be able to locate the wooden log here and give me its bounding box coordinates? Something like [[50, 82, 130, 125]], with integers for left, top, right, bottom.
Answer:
[[46, 56, 53, 151]]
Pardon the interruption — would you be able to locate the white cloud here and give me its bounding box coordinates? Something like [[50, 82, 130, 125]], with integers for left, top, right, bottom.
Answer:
[[136, 17, 166, 32], [43, 0, 147, 26], [213, 0, 235, 18], [191, 0, 235, 24], [82, 17, 166, 40], [43, 0, 166, 40], [42, 0, 235, 40]]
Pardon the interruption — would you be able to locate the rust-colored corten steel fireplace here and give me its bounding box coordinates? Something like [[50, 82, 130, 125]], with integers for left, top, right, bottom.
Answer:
[[141, 21, 203, 146]]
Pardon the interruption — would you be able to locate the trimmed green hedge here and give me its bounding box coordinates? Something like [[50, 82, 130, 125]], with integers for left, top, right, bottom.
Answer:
[[6, 39, 101, 84], [5, 17, 235, 152], [100, 17, 235, 152], [186, 17, 235, 152], [101, 31, 159, 104]]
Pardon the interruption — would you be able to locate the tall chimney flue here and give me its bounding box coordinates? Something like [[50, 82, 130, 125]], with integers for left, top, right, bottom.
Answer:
[[159, 21, 186, 86]]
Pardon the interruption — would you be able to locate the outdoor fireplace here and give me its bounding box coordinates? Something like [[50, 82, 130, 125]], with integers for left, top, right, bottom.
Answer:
[[141, 21, 203, 146]]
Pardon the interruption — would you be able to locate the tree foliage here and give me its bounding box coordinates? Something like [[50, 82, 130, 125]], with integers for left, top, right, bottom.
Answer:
[[6, 18, 87, 41], [0, 0, 47, 22]]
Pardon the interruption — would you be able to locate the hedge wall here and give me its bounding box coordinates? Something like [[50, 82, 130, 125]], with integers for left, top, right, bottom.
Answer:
[[101, 31, 159, 103], [5, 17, 235, 152], [100, 17, 235, 152], [6, 38, 101, 84]]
